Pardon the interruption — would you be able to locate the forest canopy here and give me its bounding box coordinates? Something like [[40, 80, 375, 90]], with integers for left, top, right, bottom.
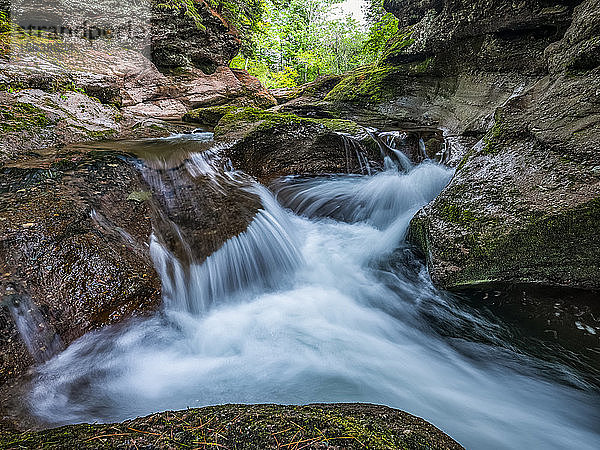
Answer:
[[163, 0, 399, 88], [228, 0, 398, 88], [227, 0, 399, 88]]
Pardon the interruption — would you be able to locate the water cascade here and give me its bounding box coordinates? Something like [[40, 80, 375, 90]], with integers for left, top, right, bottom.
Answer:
[[27, 132, 600, 450], [7, 295, 63, 363], [339, 133, 372, 175]]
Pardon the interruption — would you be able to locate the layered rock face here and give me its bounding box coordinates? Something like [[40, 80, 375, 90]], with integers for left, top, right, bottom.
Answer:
[[0, 0, 275, 163], [277, 0, 599, 291], [0, 1, 267, 387], [394, 0, 600, 290]]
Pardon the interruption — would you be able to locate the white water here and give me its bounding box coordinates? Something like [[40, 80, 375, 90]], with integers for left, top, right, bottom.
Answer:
[[29, 145, 600, 449]]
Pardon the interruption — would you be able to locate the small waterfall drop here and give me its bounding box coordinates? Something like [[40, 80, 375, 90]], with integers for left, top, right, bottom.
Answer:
[[7, 294, 63, 363], [367, 130, 414, 172], [339, 133, 372, 175], [151, 186, 302, 316]]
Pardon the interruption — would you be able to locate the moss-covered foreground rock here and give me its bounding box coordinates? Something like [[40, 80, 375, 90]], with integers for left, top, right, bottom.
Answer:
[[0, 404, 463, 449]]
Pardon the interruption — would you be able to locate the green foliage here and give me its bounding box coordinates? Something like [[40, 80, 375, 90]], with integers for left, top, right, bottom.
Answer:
[[208, 0, 269, 56], [230, 0, 387, 88], [269, 66, 300, 88], [362, 13, 400, 63]]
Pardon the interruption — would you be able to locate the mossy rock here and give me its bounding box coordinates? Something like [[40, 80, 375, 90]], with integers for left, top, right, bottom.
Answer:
[[324, 59, 435, 107], [183, 105, 244, 127], [0, 102, 51, 133], [214, 107, 364, 138], [410, 195, 600, 290], [212, 108, 379, 182], [0, 404, 463, 449]]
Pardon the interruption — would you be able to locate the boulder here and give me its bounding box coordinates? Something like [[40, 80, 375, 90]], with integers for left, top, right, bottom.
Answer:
[[0, 150, 161, 386], [0, 403, 464, 449], [213, 108, 380, 183]]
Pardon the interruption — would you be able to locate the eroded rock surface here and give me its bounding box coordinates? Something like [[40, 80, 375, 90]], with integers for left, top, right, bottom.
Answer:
[[0, 150, 161, 386], [404, 0, 600, 290]]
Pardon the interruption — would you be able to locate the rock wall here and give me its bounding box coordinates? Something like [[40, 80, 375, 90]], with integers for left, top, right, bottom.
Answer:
[[0, 0, 275, 164], [396, 0, 600, 290], [277, 0, 599, 291]]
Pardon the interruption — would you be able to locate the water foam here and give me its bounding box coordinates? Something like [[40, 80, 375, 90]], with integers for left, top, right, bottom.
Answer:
[[28, 145, 600, 450]]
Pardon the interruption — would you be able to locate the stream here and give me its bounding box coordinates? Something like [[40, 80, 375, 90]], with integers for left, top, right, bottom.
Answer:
[[25, 132, 600, 449]]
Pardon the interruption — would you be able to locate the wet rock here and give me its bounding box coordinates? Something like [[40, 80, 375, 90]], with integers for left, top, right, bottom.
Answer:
[[0, 146, 261, 386], [183, 104, 242, 126], [0, 0, 274, 163], [545, 0, 600, 72], [0, 151, 162, 385], [213, 108, 380, 182], [0, 403, 464, 449]]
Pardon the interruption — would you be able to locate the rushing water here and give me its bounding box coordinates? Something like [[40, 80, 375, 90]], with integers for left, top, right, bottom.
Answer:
[[28, 133, 600, 449]]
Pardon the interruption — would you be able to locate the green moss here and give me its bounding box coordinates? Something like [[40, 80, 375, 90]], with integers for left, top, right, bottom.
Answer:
[[214, 107, 362, 138], [183, 105, 244, 126], [324, 64, 400, 104], [82, 128, 118, 140], [412, 57, 434, 74], [481, 116, 504, 155], [381, 28, 416, 62], [0, 102, 51, 133], [456, 148, 474, 171], [440, 197, 600, 289], [0, 404, 461, 449], [439, 203, 479, 224]]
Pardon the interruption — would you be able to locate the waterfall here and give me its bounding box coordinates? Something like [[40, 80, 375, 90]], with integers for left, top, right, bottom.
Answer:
[[151, 186, 302, 316], [7, 295, 63, 363], [339, 133, 372, 175], [26, 132, 600, 450], [131, 139, 303, 316], [366, 129, 414, 172]]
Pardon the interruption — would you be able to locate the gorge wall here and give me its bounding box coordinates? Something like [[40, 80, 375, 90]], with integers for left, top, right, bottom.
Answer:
[[389, 0, 600, 291], [274, 0, 600, 291]]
